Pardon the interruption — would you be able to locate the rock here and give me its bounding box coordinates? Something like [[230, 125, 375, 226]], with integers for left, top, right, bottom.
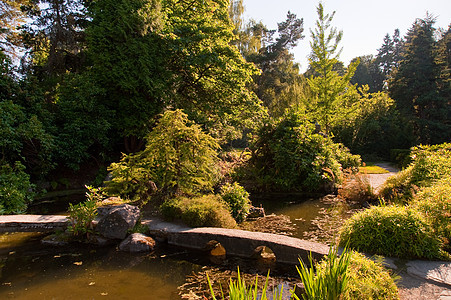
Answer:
[[87, 234, 117, 246], [293, 283, 306, 299], [247, 206, 265, 219], [96, 204, 140, 239], [41, 232, 70, 246], [97, 197, 122, 213], [119, 233, 156, 252]]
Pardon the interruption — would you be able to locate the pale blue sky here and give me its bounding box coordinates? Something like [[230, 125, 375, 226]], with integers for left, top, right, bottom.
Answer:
[[243, 0, 451, 71]]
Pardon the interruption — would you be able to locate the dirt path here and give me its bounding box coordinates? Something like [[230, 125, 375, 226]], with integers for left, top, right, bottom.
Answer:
[[366, 163, 451, 299], [366, 162, 399, 192]]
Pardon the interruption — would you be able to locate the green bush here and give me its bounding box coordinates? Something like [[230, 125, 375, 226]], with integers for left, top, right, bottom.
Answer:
[[296, 247, 399, 300], [0, 162, 35, 214], [105, 109, 220, 201], [412, 176, 451, 245], [160, 195, 236, 228], [344, 252, 399, 300], [68, 199, 98, 236], [339, 205, 443, 259], [390, 148, 411, 169], [220, 182, 251, 223], [250, 110, 360, 192], [380, 143, 451, 202]]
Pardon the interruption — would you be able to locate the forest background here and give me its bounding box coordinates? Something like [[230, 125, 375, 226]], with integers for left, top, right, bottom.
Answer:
[[0, 0, 450, 214]]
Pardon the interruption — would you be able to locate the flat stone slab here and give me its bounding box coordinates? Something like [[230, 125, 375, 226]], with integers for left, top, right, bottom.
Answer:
[[167, 227, 329, 265], [407, 260, 451, 287], [0, 215, 68, 232]]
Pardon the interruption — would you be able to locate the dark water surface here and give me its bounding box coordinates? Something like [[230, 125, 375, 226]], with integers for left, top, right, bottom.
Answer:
[[0, 233, 201, 299], [252, 196, 329, 239]]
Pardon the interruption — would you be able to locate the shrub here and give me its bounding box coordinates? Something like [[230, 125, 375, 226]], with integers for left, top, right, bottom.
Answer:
[[160, 195, 236, 228], [380, 143, 451, 203], [220, 182, 251, 223], [339, 205, 443, 259], [250, 111, 360, 192], [344, 252, 399, 300], [68, 200, 97, 236], [0, 161, 35, 214], [412, 176, 451, 245], [105, 109, 220, 201]]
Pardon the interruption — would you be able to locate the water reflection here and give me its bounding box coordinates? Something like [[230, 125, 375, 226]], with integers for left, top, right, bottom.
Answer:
[[0, 233, 200, 299]]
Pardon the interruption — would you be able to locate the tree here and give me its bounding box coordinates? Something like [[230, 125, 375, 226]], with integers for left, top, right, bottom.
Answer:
[[106, 109, 220, 200], [307, 2, 358, 134], [165, 0, 264, 140], [86, 0, 167, 150], [243, 11, 305, 117], [21, 0, 88, 76], [375, 29, 403, 85], [350, 55, 384, 92], [389, 15, 450, 144], [0, 0, 38, 57]]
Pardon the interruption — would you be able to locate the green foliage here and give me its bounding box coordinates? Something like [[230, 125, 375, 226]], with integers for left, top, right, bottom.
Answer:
[[0, 161, 35, 214], [389, 16, 450, 145], [390, 149, 412, 169], [105, 109, 220, 200], [350, 55, 384, 93], [332, 87, 411, 158], [344, 252, 399, 300], [249, 110, 360, 192], [207, 269, 283, 300], [307, 2, 358, 134], [220, 182, 251, 223], [86, 0, 167, 138], [53, 73, 114, 169], [67, 200, 98, 236], [380, 143, 451, 202], [412, 176, 451, 245], [339, 205, 443, 259], [296, 246, 350, 300], [85, 185, 105, 203], [160, 195, 236, 228]]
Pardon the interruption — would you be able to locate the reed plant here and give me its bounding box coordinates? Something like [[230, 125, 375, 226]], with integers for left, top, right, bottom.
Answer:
[[206, 268, 284, 300], [294, 246, 351, 300]]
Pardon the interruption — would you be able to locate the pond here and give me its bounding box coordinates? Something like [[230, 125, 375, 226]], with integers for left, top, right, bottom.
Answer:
[[0, 232, 201, 299], [0, 195, 347, 299]]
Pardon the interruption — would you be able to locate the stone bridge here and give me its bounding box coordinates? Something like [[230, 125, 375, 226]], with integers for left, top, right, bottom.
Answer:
[[0, 215, 329, 265], [143, 218, 329, 265]]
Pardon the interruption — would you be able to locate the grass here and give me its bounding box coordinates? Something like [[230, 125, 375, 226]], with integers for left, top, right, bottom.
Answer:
[[359, 164, 389, 174]]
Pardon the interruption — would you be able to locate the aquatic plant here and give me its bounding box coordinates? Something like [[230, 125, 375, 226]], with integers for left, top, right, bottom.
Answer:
[[68, 199, 97, 236], [295, 246, 350, 300], [206, 268, 284, 300]]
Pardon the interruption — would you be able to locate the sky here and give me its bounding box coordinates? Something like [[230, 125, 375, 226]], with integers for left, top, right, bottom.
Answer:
[[243, 0, 451, 72]]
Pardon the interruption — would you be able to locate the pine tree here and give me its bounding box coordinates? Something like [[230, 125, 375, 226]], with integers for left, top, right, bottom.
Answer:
[[389, 15, 450, 144]]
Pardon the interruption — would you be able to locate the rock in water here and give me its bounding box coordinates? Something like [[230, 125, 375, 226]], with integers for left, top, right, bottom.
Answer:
[[96, 204, 140, 239], [119, 233, 156, 252], [247, 206, 265, 219]]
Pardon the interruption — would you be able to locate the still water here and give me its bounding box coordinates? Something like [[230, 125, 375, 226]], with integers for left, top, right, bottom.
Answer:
[[0, 233, 201, 299], [0, 196, 329, 299]]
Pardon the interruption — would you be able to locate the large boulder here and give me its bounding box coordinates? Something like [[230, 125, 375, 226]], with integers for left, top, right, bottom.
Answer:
[[96, 204, 140, 239], [119, 233, 156, 252]]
